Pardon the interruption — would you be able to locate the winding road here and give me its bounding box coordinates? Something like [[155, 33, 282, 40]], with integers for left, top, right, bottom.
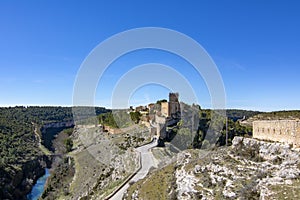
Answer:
[[109, 140, 158, 200]]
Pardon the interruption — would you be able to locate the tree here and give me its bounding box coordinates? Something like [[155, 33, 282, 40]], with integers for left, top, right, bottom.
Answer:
[[156, 99, 167, 105], [64, 138, 73, 152], [130, 111, 141, 124]]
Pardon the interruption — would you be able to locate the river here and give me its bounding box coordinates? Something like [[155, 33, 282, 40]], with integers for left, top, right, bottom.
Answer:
[[27, 168, 50, 200]]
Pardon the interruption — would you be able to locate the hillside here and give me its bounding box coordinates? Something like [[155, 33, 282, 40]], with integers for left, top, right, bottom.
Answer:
[[125, 137, 300, 200], [2, 107, 300, 199], [240, 110, 300, 127], [225, 109, 262, 121], [0, 106, 108, 199], [251, 110, 300, 120]]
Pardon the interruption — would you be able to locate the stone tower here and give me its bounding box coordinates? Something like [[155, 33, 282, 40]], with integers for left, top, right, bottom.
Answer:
[[168, 92, 180, 118]]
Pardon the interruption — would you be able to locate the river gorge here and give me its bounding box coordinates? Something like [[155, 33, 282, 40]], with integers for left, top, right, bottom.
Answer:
[[27, 168, 50, 200]]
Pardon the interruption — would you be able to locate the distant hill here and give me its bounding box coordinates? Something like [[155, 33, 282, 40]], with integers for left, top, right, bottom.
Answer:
[[239, 110, 300, 127], [225, 109, 262, 121], [251, 110, 300, 120]]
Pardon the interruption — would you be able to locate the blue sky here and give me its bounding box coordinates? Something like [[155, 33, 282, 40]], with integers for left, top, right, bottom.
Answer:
[[0, 0, 300, 111]]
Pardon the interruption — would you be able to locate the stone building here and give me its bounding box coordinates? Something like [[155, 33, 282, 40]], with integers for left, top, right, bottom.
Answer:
[[161, 102, 169, 117], [161, 93, 181, 118], [148, 103, 155, 113], [253, 120, 300, 147], [169, 92, 180, 117]]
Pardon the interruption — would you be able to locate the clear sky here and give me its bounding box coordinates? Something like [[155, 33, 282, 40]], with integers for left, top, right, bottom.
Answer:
[[0, 0, 300, 111]]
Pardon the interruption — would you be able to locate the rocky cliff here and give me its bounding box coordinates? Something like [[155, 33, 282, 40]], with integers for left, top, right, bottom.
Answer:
[[0, 155, 51, 200], [125, 137, 300, 200]]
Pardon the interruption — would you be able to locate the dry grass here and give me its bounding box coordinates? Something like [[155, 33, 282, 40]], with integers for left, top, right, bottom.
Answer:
[[268, 179, 300, 200], [125, 164, 176, 200]]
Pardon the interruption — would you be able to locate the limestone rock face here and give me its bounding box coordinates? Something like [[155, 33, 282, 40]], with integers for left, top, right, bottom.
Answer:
[[124, 137, 300, 200], [174, 137, 300, 199]]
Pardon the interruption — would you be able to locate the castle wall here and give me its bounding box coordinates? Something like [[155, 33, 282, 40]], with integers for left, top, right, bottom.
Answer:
[[157, 123, 166, 138], [161, 102, 169, 117], [168, 93, 180, 118], [253, 120, 300, 147], [155, 114, 167, 124]]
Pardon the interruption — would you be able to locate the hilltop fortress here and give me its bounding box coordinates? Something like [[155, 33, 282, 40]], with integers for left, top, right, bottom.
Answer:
[[253, 120, 300, 147], [152, 93, 181, 139], [161, 93, 181, 118]]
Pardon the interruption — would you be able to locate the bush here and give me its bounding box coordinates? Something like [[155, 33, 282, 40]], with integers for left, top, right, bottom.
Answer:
[[64, 138, 73, 152]]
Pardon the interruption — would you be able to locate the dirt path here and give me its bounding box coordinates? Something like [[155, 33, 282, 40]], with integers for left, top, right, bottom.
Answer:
[[32, 122, 52, 155]]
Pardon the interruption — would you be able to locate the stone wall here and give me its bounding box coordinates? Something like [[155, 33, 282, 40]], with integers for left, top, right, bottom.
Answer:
[[160, 93, 180, 118], [157, 123, 166, 138], [169, 93, 180, 118], [253, 120, 300, 147], [155, 115, 167, 124], [161, 102, 169, 117]]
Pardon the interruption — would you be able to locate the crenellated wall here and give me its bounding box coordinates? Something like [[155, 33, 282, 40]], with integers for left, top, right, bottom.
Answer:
[[253, 120, 300, 147]]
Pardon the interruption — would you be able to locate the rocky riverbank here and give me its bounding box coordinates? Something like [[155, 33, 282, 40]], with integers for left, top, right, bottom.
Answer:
[[0, 155, 51, 200]]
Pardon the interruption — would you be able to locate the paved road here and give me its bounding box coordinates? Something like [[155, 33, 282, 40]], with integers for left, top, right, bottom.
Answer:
[[110, 140, 158, 200]]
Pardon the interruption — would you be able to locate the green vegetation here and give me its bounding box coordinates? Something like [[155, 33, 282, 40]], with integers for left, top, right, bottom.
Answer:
[[64, 138, 73, 152], [0, 106, 108, 199], [225, 109, 261, 121], [156, 99, 167, 105], [0, 106, 71, 198], [167, 106, 253, 150], [63, 128, 73, 136], [130, 111, 141, 124], [99, 112, 118, 128], [42, 127, 70, 151], [1, 104, 299, 199], [193, 109, 252, 148], [253, 110, 300, 120], [41, 157, 75, 199], [98, 110, 136, 128], [0, 106, 76, 168]]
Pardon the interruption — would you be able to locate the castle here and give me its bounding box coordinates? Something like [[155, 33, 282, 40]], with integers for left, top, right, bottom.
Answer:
[[152, 93, 181, 139], [253, 120, 300, 147], [161, 93, 181, 118]]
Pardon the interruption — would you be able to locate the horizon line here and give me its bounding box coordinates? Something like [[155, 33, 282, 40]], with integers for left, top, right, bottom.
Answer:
[[0, 104, 299, 113]]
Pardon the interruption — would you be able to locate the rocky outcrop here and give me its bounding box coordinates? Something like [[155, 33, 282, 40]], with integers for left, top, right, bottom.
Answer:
[[126, 136, 300, 200], [40, 121, 75, 151], [68, 126, 143, 200], [173, 137, 300, 199], [231, 137, 300, 198]]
